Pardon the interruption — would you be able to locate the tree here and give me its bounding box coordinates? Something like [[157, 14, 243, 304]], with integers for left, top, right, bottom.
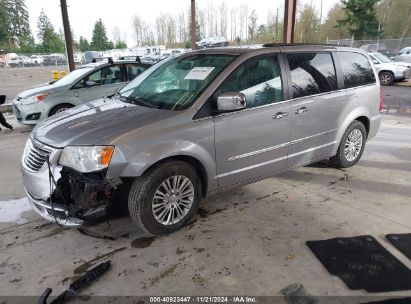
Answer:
[[295, 4, 320, 43], [248, 10, 257, 43], [378, 0, 411, 38], [0, 0, 32, 51], [36, 9, 65, 53], [321, 3, 349, 41], [337, 0, 380, 39], [90, 18, 109, 51], [78, 36, 90, 51]]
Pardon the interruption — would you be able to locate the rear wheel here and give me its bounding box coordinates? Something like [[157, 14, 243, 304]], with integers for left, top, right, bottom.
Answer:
[[379, 71, 394, 86], [128, 160, 201, 235], [49, 104, 74, 116], [330, 121, 366, 168]]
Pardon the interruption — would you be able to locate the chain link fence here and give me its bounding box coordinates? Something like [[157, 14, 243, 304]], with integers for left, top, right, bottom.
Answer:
[[326, 38, 411, 56]]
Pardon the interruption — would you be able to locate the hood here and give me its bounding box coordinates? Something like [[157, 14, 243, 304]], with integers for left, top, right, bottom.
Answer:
[[32, 98, 179, 148], [390, 61, 411, 68], [17, 82, 64, 99]]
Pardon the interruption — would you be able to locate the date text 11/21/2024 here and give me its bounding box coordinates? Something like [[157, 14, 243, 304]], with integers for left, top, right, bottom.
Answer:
[[149, 297, 257, 303]]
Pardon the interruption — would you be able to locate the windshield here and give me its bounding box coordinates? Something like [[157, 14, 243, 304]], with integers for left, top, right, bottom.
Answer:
[[118, 54, 236, 111], [53, 67, 94, 86], [373, 53, 391, 63]]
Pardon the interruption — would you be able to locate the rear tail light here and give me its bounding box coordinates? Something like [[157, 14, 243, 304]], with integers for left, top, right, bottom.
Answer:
[[379, 87, 384, 112]]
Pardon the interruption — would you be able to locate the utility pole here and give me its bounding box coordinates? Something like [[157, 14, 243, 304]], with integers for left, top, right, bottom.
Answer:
[[60, 0, 75, 71], [283, 0, 297, 44], [191, 0, 196, 50]]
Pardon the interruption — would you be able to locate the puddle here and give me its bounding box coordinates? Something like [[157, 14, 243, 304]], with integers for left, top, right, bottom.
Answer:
[[0, 197, 31, 224], [131, 237, 156, 248]]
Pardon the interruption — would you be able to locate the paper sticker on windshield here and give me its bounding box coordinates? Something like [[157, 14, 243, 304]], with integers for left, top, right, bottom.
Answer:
[[184, 67, 215, 80]]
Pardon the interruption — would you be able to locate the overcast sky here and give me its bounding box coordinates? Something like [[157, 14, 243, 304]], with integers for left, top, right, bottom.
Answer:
[[26, 0, 339, 46]]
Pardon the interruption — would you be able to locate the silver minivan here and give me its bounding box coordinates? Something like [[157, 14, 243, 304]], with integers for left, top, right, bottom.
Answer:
[[21, 45, 382, 235]]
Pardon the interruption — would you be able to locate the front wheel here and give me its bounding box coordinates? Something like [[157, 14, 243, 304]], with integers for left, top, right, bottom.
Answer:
[[379, 71, 394, 86], [330, 121, 367, 168], [49, 104, 74, 116], [128, 160, 202, 235]]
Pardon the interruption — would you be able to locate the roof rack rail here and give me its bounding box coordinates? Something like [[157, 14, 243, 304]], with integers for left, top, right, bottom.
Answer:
[[91, 57, 114, 64], [118, 55, 141, 63], [262, 43, 349, 47]]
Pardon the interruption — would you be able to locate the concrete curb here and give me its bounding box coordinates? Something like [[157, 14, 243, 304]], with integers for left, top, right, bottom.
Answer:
[[0, 104, 12, 113]]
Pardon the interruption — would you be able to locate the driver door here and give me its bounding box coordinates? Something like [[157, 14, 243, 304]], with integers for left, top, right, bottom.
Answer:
[[213, 54, 292, 188]]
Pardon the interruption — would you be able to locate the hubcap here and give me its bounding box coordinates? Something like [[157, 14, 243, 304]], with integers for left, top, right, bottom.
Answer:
[[152, 175, 194, 225], [380, 74, 391, 85], [344, 129, 363, 162], [55, 107, 68, 114]]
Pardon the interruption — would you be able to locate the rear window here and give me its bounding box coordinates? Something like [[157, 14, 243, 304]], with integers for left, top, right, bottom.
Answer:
[[339, 52, 376, 89], [287, 52, 337, 98]]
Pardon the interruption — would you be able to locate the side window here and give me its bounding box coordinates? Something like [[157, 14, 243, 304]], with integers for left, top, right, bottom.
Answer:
[[219, 55, 283, 108], [73, 69, 101, 88], [101, 65, 123, 85], [339, 52, 376, 89], [126, 64, 148, 81], [287, 53, 337, 99]]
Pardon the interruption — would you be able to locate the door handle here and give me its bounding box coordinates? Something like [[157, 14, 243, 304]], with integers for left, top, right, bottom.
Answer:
[[295, 106, 309, 114], [273, 112, 289, 119]]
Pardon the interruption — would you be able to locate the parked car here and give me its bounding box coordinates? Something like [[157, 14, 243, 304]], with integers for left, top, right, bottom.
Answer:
[[30, 55, 44, 65], [21, 56, 34, 66], [74, 53, 84, 64], [13, 58, 152, 125], [43, 54, 67, 66], [8, 55, 22, 67], [369, 52, 411, 85], [392, 47, 411, 63], [21, 45, 382, 234], [84, 51, 100, 64], [196, 36, 228, 48], [359, 43, 397, 58]]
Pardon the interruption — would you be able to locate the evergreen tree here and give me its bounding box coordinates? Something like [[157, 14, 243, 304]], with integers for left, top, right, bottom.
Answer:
[[90, 19, 109, 51], [78, 36, 90, 52], [36, 9, 65, 53], [114, 40, 127, 49], [337, 0, 380, 39], [0, 0, 32, 51]]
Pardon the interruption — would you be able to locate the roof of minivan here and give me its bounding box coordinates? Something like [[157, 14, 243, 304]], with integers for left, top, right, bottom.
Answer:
[[187, 44, 357, 56]]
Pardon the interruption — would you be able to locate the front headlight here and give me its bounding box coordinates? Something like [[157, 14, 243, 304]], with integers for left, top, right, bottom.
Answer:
[[59, 146, 114, 173]]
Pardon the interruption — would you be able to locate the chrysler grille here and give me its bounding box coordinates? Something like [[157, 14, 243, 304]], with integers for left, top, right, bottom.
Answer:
[[24, 139, 51, 171]]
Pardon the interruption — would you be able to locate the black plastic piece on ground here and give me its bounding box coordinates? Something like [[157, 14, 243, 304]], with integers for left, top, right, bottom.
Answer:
[[306, 235, 411, 292], [38, 260, 111, 304], [386, 234, 411, 260]]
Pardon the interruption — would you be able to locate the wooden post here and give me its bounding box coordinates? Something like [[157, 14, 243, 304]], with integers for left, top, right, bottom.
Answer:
[[60, 0, 75, 71], [191, 0, 196, 50], [283, 0, 297, 44]]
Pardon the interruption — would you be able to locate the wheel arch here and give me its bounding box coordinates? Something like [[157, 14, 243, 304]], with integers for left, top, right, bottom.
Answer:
[[48, 103, 75, 116]]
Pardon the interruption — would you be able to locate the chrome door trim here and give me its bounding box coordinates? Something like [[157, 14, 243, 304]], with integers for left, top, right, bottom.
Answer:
[[290, 129, 336, 145], [227, 142, 290, 162], [220, 141, 337, 179], [226, 129, 336, 162]]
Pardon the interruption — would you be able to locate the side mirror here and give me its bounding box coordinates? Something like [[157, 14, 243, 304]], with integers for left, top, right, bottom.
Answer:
[[217, 92, 246, 112], [372, 59, 379, 64], [86, 80, 96, 87]]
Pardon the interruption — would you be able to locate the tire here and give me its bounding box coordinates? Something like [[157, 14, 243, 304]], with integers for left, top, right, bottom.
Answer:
[[330, 120, 367, 168], [128, 160, 202, 235], [49, 104, 74, 116], [379, 71, 394, 86]]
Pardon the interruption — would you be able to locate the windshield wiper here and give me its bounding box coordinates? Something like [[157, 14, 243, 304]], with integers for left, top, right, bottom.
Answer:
[[117, 94, 158, 109]]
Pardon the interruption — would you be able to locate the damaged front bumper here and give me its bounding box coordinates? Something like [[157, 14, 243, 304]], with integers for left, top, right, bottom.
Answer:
[[22, 138, 121, 227]]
